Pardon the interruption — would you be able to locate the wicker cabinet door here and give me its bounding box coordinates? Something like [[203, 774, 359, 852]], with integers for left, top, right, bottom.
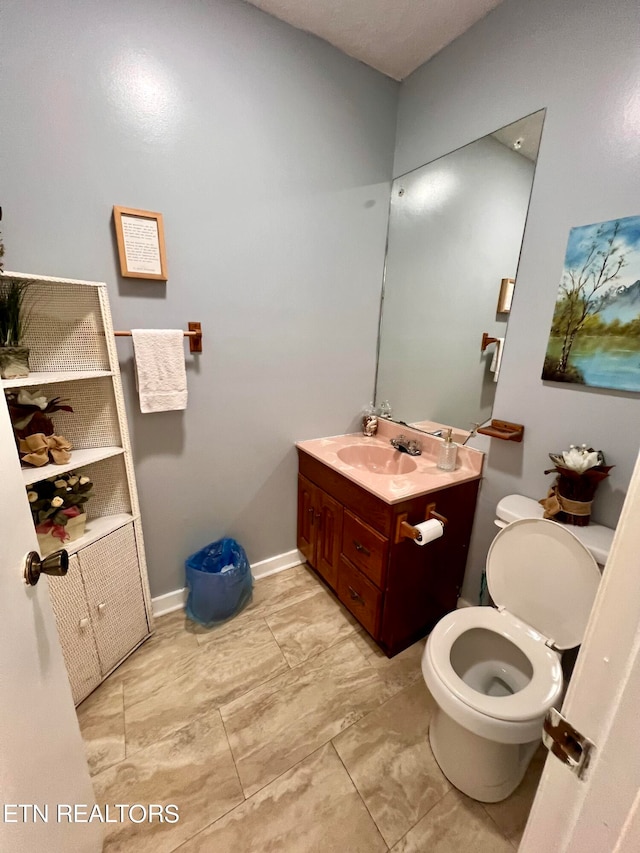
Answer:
[[79, 524, 150, 675], [47, 554, 102, 705]]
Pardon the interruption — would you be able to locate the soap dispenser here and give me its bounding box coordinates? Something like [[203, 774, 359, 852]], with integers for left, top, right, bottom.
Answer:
[[437, 429, 457, 471]]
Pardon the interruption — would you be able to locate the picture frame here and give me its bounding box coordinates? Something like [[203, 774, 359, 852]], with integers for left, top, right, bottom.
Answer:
[[113, 206, 168, 280], [497, 277, 515, 314]]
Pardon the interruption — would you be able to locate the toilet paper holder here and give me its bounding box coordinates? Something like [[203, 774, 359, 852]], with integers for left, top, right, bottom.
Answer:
[[395, 504, 448, 544]]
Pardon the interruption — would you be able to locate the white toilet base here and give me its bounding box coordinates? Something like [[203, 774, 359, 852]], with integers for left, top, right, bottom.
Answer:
[[429, 705, 539, 803]]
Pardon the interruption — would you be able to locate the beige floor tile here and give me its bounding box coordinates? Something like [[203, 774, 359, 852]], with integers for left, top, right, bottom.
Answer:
[[352, 629, 427, 696], [333, 681, 449, 847], [112, 629, 200, 709], [391, 789, 514, 853], [125, 618, 288, 755], [265, 584, 359, 666], [220, 636, 394, 797], [177, 743, 386, 853], [76, 677, 125, 776], [93, 713, 243, 853], [482, 744, 547, 845], [152, 608, 197, 640]]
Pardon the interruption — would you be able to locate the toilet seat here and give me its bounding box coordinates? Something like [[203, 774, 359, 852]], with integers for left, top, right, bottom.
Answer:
[[487, 517, 601, 650], [426, 606, 563, 723]]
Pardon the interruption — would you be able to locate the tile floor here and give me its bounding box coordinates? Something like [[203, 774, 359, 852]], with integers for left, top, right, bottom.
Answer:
[[77, 563, 544, 852]]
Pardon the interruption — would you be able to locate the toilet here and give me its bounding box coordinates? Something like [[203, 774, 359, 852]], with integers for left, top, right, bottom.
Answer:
[[422, 494, 609, 803]]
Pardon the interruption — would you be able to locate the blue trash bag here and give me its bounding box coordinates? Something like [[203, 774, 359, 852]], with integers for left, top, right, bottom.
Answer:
[[185, 537, 253, 627]]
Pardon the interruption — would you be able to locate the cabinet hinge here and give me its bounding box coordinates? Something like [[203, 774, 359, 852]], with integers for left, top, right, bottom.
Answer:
[[542, 708, 594, 779]]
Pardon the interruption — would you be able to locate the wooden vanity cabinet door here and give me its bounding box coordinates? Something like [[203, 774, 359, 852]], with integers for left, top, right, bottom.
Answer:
[[316, 491, 343, 590], [297, 474, 318, 565]]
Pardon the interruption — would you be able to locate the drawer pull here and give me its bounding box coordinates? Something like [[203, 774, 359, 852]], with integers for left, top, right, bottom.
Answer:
[[97, 602, 107, 614], [348, 586, 364, 604], [353, 540, 371, 557], [79, 617, 89, 629]]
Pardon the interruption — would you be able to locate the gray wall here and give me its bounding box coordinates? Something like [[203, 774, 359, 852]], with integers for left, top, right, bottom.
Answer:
[[376, 135, 534, 429], [1, 0, 398, 595], [394, 0, 640, 602]]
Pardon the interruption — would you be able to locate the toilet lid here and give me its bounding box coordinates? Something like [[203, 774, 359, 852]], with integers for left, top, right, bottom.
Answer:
[[487, 518, 601, 650]]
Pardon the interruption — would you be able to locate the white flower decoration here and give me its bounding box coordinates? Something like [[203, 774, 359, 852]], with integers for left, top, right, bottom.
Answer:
[[51, 496, 64, 508], [561, 445, 601, 474], [17, 389, 48, 410], [27, 491, 38, 502]]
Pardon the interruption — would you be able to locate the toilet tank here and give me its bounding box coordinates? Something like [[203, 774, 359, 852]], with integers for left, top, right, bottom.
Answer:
[[495, 494, 615, 568]]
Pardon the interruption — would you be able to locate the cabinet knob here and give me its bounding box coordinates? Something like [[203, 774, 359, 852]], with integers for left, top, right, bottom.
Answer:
[[79, 617, 89, 629], [97, 602, 107, 613], [24, 549, 69, 586], [348, 586, 364, 605], [353, 540, 371, 557]]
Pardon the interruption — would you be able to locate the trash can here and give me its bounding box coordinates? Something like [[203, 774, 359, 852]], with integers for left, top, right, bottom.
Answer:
[[185, 537, 253, 627]]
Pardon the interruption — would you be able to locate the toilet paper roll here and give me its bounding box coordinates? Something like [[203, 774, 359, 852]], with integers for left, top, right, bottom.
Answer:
[[413, 518, 444, 546]]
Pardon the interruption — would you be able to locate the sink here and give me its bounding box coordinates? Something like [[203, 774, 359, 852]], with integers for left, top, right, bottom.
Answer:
[[337, 444, 418, 475]]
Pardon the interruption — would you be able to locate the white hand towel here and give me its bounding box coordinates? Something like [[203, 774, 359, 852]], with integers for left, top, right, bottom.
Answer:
[[489, 337, 505, 383], [131, 329, 188, 413]]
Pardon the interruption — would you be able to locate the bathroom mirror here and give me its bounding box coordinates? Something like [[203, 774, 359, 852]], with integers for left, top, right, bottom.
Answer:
[[374, 110, 545, 434]]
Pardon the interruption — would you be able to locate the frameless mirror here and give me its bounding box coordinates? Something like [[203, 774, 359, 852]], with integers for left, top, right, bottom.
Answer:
[[374, 110, 545, 435]]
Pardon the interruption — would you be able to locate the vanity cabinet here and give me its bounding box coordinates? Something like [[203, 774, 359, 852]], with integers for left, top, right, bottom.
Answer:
[[297, 449, 480, 657], [297, 475, 343, 589]]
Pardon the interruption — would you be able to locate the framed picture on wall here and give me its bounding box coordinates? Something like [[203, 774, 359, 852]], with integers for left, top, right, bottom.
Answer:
[[497, 277, 515, 314], [113, 206, 168, 280]]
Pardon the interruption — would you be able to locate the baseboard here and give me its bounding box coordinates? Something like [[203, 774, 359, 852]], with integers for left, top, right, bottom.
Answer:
[[151, 587, 187, 617], [151, 548, 305, 617]]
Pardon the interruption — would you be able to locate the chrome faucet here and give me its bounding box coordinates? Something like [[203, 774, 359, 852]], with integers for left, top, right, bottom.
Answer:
[[390, 434, 422, 456]]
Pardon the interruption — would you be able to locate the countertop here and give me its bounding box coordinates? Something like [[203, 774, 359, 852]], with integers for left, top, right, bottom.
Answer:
[[296, 420, 484, 505]]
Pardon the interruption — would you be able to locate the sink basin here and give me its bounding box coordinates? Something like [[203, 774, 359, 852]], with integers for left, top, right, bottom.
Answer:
[[337, 444, 418, 475]]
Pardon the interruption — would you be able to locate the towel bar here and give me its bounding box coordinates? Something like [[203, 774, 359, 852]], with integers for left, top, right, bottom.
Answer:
[[114, 323, 202, 353]]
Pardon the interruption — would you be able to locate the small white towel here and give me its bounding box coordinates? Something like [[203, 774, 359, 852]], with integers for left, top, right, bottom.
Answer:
[[489, 337, 505, 383], [131, 329, 188, 413]]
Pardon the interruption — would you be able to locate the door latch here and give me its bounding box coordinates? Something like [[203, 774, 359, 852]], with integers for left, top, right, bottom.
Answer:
[[542, 708, 594, 779]]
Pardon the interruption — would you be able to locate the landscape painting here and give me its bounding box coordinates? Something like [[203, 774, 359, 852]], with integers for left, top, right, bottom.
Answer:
[[542, 214, 640, 392]]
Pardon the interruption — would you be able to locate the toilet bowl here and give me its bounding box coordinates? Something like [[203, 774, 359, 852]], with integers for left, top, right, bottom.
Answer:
[[422, 508, 603, 803]]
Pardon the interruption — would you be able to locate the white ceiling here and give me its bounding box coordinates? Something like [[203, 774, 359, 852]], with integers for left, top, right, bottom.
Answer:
[[244, 0, 506, 81]]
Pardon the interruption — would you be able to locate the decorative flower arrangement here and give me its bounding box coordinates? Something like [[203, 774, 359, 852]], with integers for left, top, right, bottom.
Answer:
[[540, 444, 613, 527], [5, 388, 74, 467], [27, 471, 93, 543]]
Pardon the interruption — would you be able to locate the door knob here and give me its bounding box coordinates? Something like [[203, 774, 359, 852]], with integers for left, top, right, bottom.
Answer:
[[24, 549, 69, 586]]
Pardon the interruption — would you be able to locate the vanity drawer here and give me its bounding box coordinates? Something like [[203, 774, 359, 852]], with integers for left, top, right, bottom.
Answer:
[[342, 510, 388, 588], [338, 556, 382, 637]]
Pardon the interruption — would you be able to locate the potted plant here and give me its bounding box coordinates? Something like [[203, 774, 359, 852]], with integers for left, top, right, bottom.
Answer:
[[27, 471, 93, 553], [0, 276, 31, 379]]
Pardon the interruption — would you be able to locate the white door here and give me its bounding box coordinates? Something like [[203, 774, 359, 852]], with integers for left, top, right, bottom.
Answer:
[[0, 402, 102, 851], [521, 449, 640, 852]]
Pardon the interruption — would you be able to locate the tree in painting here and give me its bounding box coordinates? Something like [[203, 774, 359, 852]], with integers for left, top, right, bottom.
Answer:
[[542, 215, 640, 391]]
